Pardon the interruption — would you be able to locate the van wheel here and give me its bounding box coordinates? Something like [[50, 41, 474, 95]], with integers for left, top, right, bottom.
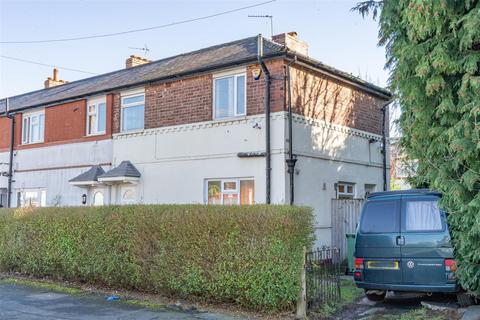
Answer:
[[365, 290, 386, 302], [457, 292, 476, 307]]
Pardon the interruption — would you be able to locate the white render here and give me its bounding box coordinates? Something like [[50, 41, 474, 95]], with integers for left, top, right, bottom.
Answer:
[[111, 111, 388, 246], [6, 139, 112, 207], [2, 111, 389, 246]]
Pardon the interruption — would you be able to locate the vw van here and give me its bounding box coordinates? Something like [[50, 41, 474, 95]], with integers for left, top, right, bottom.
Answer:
[[354, 190, 472, 305]]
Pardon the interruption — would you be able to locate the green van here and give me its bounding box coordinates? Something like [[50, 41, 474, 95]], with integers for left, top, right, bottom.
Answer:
[[354, 189, 472, 305]]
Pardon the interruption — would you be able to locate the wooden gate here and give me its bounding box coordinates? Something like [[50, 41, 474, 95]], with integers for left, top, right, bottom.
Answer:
[[331, 199, 364, 261]]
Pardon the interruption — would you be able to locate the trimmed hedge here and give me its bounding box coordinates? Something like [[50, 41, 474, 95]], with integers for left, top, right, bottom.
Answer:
[[0, 205, 313, 310]]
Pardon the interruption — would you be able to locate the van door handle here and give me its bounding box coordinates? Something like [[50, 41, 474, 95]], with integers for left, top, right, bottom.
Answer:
[[396, 236, 405, 246]]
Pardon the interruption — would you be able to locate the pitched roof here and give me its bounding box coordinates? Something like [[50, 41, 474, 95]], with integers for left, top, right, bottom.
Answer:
[[0, 35, 391, 115], [69, 165, 105, 183], [98, 161, 141, 179], [0, 36, 284, 114]]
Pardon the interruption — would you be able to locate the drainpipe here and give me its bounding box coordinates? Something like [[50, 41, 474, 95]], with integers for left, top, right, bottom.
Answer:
[[381, 100, 393, 191], [285, 56, 297, 205], [257, 35, 272, 204], [6, 98, 15, 208]]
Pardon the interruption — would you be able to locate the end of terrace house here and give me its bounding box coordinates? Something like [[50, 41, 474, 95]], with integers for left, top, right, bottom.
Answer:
[[0, 32, 392, 246]]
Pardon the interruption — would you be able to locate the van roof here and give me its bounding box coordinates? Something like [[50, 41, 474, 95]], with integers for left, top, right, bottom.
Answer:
[[367, 189, 442, 199]]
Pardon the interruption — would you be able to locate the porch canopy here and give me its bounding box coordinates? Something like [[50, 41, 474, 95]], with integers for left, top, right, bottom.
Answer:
[[69, 165, 105, 187], [97, 161, 141, 184]]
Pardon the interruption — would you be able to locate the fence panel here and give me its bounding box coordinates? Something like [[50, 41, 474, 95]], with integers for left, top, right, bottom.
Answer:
[[331, 199, 364, 261], [305, 247, 341, 311]]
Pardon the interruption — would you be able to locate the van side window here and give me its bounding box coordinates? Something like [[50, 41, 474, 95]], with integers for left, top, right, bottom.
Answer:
[[405, 200, 443, 231], [360, 200, 399, 233]]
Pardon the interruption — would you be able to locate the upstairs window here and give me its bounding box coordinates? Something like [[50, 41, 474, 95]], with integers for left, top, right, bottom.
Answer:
[[206, 179, 254, 205], [214, 73, 246, 119], [87, 97, 106, 136], [22, 110, 45, 144], [121, 91, 144, 132]]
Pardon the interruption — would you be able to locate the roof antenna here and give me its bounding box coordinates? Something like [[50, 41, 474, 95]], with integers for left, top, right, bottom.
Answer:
[[248, 15, 274, 39], [128, 44, 150, 58]]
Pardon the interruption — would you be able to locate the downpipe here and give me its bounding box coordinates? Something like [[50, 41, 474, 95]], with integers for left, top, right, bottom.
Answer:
[[6, 98, 15, 208], [258, 35, 272, 204], [285, 56, 297, 205], [381, 100, 393, 191]]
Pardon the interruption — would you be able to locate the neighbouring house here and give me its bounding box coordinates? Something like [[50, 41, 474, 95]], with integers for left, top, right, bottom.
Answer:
[[0, 32, 391, 245], [390, 137, 413, 190]]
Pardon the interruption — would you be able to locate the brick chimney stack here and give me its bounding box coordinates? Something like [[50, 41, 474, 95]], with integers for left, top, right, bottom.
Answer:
[[272, 32, 309, 56], [125, 55, 151, 69], [44, 68, 68, 88]]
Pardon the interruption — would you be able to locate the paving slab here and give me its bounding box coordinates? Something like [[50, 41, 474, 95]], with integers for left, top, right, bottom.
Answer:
[[461, 305, 480, 320]]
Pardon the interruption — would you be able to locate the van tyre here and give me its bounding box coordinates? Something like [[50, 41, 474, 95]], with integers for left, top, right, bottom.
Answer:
[[457, 292, 475, 307], [365, 290, 386, 302]]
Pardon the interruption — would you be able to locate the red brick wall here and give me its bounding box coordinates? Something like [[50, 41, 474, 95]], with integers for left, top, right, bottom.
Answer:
[[111, 58, 287, 133], [45, 100, 87, 143], [13, 95, 113, 150], [290, 64, 387, 135], [247, 59, 285, 115], [145, 74, 213, 129], [0, 116, 11, 151]]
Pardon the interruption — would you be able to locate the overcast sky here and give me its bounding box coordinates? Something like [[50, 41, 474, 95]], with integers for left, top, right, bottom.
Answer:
[[0, 0, 389, 99]]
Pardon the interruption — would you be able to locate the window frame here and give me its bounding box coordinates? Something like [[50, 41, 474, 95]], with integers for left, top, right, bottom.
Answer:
[[86, 96, 107, 136], [205, 178, 254, 205], [120, 89, 145, 133], [213, 71, 247, 120], [336, 182, 356, 199], [18, 189, 47, 207], [22, 109, 45, 145]]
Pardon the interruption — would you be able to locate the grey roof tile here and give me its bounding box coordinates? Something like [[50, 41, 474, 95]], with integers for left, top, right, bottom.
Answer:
[[0, 36, 284, 114], [99, 161, 141, 179], [69, 165, 105, 183]]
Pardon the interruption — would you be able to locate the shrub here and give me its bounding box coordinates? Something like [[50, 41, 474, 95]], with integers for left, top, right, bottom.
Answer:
[[0, 205, 313, 310]]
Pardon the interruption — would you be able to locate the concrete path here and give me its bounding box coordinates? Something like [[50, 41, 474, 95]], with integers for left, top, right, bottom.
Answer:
[[0, 283, 244, 320]]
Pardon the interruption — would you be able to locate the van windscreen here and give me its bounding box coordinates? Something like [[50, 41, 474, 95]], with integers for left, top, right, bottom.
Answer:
[[360, 200, 399, 233]]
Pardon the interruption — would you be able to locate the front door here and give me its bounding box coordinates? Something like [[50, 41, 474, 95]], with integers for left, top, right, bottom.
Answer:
[[356, 198, 403, 284], [400, 196, 451, 285]]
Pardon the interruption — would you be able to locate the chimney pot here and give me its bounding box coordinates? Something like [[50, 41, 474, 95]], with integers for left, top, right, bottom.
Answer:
[[44, 68, 68, 88]]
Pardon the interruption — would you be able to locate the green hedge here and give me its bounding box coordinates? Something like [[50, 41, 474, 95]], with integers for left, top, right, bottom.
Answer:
[[0, 205, 313, 310]]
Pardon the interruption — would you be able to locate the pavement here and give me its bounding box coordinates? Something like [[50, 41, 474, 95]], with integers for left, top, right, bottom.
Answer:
[[0, 283, 244, 320]]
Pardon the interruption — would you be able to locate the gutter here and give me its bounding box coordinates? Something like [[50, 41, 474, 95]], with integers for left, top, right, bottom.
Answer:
[[5, 98, 15, 208], [285, 56, 297, 205], [257, 35, 272, 204]]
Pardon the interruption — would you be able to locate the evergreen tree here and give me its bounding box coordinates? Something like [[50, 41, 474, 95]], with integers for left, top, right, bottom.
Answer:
[[354, 0, 480, 293]]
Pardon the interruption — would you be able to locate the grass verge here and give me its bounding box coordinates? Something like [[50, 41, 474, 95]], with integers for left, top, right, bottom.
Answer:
[[314, 277, 364, 318]]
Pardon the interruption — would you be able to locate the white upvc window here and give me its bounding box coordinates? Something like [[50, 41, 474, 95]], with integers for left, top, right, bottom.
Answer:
[[87, 97, 107, 136], [18, 189, 47, 207], [336, 182, 356, 199], [121, 90, 145, 132], [213, 72, 246, 119], [22, 110, 45, 144], [206, 178, 254, 205]]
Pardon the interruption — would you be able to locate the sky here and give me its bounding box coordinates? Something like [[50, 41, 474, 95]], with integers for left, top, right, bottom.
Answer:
[[0, 0, 389, 99]]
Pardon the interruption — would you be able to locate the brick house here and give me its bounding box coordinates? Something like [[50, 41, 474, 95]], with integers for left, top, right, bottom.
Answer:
[[0, 33, 391, 245]]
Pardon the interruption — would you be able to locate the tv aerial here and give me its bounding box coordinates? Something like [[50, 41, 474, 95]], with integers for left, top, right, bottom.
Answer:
[[128, 44, 150, 58]]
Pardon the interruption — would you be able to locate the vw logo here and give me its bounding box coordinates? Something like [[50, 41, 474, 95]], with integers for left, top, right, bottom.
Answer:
[[407, 261, 415, 269]]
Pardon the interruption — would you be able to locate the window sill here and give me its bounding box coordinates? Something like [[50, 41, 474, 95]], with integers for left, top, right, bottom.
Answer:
[[85, 132, 106, 138], [212, 115, 248, 123], [119, 129, 145, 135], [21, 141, 44, 146]]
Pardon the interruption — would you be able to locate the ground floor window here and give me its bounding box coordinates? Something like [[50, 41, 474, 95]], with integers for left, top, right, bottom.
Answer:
[[0, 188, 6, 208], [120, 186, 137, 205], [206, 178, 254, 205], [336, 182, 355, 199], [17, 189, 47, 207]]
